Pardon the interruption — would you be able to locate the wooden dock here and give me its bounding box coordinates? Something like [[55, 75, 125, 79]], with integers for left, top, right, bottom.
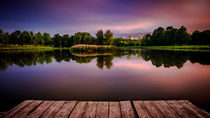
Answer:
[[1, 100, 209, 118]]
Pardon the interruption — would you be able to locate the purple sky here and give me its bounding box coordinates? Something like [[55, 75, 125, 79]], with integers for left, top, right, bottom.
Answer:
[[0, 0, 210, 35]]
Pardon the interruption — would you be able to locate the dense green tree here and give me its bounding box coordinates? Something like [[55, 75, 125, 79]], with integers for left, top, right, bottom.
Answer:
[[202, 30, 210, 44], [73, 32, 82, 44], [164, 26, 176, 45], [190, 30, 210, 45], [104, 30, 113, 45], [36, 32, 44, 45], [52, 33, 62, 47], [19, 31, 31, 46], [10, 31, 17, 45], [43, 32, 52, 46], [29, 31, 34, 45], [151, 27, 165, 45], [96, 30, 104, 45], [3, 32, 10, 45], [174, 26, 191, 45], [142, 34, 152, 46], [0, 29, 4, 44], [141, 26, 192, 46], [62, 34, 70, 47], [73, 32, 93, 44]]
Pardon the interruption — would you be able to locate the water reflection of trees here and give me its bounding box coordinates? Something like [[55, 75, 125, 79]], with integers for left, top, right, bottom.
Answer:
[[141, 50, 189, 69], [0, 49, 210, 71], [0, 50, 115, 71], [140, 50, 210, 68]]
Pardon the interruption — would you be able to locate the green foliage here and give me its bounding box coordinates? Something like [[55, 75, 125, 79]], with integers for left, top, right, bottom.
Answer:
[[19, 31, 30, 46], [174, 26, 191, 45], [104, 30, 114, 45], [52, 33, 62, 47], [3, 32, 10, 45], [0, 29, 4, 44], [0, 26, 209, 48], [190, 30, 210, 45], [113, 37, 142, 46], [142, 34, 152, 46], [73, 32, 94, 44], [96, 30, 104, 45], [71, 45, 117, 53], [142, 26, 191, 46], [43, 32, 52, 46]]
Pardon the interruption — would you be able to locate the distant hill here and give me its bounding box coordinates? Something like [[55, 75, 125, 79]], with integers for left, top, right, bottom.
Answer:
[[114, 32, 151, 38]]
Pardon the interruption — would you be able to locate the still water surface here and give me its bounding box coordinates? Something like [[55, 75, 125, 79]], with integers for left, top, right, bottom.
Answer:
[[0, 49, 210, 111]]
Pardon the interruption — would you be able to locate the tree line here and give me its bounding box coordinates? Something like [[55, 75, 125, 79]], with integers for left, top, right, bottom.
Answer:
[[0, 26, 210, 47], [0, 29, 116, 47], [142, 26, 210, 46]]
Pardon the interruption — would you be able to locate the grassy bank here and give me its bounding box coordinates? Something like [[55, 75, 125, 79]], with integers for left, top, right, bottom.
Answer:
[[70, 44, 117, 52], [1, 45, 210, 52], [0, 45, 71, 50], [118, 45, 210, 52]]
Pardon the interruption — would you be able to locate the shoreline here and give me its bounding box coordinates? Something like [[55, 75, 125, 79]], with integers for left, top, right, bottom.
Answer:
[[0, 45, 210, 52]]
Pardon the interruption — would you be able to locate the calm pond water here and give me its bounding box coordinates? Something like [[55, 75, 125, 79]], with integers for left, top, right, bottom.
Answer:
[[0, 49, 210, 111]]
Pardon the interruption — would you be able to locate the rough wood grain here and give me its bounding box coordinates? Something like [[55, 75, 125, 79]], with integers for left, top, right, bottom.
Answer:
[[133, 101, 153, 118], [28, 101, 55, 118], [54, 101, 77, 118], [95, 102, 109, 118], [183, 100, 210, 117], [144, 101, 166, 118], [2, 100, 210, 118], [3, 100, 33, 118], [0, 112, 6, 118], [177, 100, 210, 118], [153, 101, 181, 118], [40, 101, 65, 118], [69, 101, 87, 118], [109, 102, 121, 118], [13, 100, 43, 118], [83, 101, 98, 118], [120, 101, 136, 118], [167, 100, 198, 118]]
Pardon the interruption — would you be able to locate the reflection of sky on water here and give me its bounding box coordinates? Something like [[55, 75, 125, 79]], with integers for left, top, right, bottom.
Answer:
[[0, 55, 210, 106]]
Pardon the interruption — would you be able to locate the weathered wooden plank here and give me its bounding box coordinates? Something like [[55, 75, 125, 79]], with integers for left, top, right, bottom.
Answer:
[[3, 100, 210, 118], [13, 100, 43, 118], [83, 101, 98, 118], [133, 101, 152, 118], [40, 101, 65, 118], [0, 112, 6, 117], [69, 101, 88, 118], [183, 100, 210, 117], [54, 101, 77, 118], [3, 100, 33, 118], [27, 101, 55, 118], [109, 102, 121, 118], [177, 100, 210, 118], [152, 101, 181, 118], [167, 100, 198, 118], [120, 101, 136, 118], [95, 102, 109, 118], [143, 101, 166, 118]]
